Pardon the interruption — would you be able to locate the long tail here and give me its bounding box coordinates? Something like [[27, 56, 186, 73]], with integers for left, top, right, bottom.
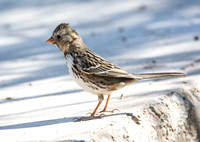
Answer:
[[134, 72, 185, 79]]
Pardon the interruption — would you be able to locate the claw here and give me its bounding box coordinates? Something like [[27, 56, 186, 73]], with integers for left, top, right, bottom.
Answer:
[[99, 109, 120, 114], [110, 109, 120, 113], [86, 112, 92, 116], [96, 113, 106, 116]]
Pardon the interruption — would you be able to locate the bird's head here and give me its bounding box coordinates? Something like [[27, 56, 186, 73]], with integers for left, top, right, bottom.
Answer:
[[46, 23, 84, 53]]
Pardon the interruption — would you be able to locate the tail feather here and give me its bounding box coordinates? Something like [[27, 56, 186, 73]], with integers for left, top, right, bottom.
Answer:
[[134, 72, 185, 79]]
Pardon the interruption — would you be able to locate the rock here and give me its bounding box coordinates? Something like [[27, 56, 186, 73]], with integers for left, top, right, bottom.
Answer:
[[178, 79, 200, 137], [145, 91, 198, 142], [82, 91, 199, 142]]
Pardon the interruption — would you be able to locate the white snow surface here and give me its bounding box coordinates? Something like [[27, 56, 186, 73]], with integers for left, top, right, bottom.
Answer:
[[0, 0, 200, 141]]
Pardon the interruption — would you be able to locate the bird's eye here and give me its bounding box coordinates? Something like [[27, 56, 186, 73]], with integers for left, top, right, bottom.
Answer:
[[57, 35, 61, 39]]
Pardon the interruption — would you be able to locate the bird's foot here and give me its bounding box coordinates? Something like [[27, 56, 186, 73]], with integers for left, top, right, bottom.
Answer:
[[73, 113, 104, 122], [97, 109, 120, 115]]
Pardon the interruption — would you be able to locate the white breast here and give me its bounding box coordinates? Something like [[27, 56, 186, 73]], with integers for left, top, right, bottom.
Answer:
[[65, 54, 110, 95]]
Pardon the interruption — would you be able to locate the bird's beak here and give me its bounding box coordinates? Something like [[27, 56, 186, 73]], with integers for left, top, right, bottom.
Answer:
[[46, 37, 55, 44]]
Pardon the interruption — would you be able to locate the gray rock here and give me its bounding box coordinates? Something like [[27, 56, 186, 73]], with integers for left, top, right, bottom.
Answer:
[[86, 91, 199, 142]]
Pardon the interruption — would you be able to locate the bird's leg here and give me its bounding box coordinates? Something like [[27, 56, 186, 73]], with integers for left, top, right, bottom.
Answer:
[[99, 94, 110, 113], [99, 94, 119, 114], [74, 95, 104, 121], [89, 99, 103, 117]]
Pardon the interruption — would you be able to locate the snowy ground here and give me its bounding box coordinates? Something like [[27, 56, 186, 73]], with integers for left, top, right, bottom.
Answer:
[[0, 0, 200, 141]]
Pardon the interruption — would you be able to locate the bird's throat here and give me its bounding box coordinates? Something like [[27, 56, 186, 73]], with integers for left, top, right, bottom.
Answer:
[[54, 43, 70, 53]]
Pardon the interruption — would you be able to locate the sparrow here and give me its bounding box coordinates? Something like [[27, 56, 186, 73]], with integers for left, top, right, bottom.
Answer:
[[46, 23, 184, 121]]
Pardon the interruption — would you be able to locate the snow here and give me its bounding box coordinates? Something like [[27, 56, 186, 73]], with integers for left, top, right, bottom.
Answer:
[[0, 0, 200, 141]]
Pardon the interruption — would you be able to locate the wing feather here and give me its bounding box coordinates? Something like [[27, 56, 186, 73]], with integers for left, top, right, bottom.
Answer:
[[73, 49, 142, 79]]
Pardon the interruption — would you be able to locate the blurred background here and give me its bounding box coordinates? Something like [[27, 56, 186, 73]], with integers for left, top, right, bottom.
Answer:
[[0, 0, 200, 90], [0, 0, 200, 140]]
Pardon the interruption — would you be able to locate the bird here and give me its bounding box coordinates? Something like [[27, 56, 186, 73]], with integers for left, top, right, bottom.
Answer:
[[46, 23, 184, 121]]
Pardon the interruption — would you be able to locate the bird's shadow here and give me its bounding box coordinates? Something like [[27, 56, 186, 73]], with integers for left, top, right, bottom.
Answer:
[[74, 112, 141, 124], [0, 117, 75, 130], [0, 112, 139, 130]]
